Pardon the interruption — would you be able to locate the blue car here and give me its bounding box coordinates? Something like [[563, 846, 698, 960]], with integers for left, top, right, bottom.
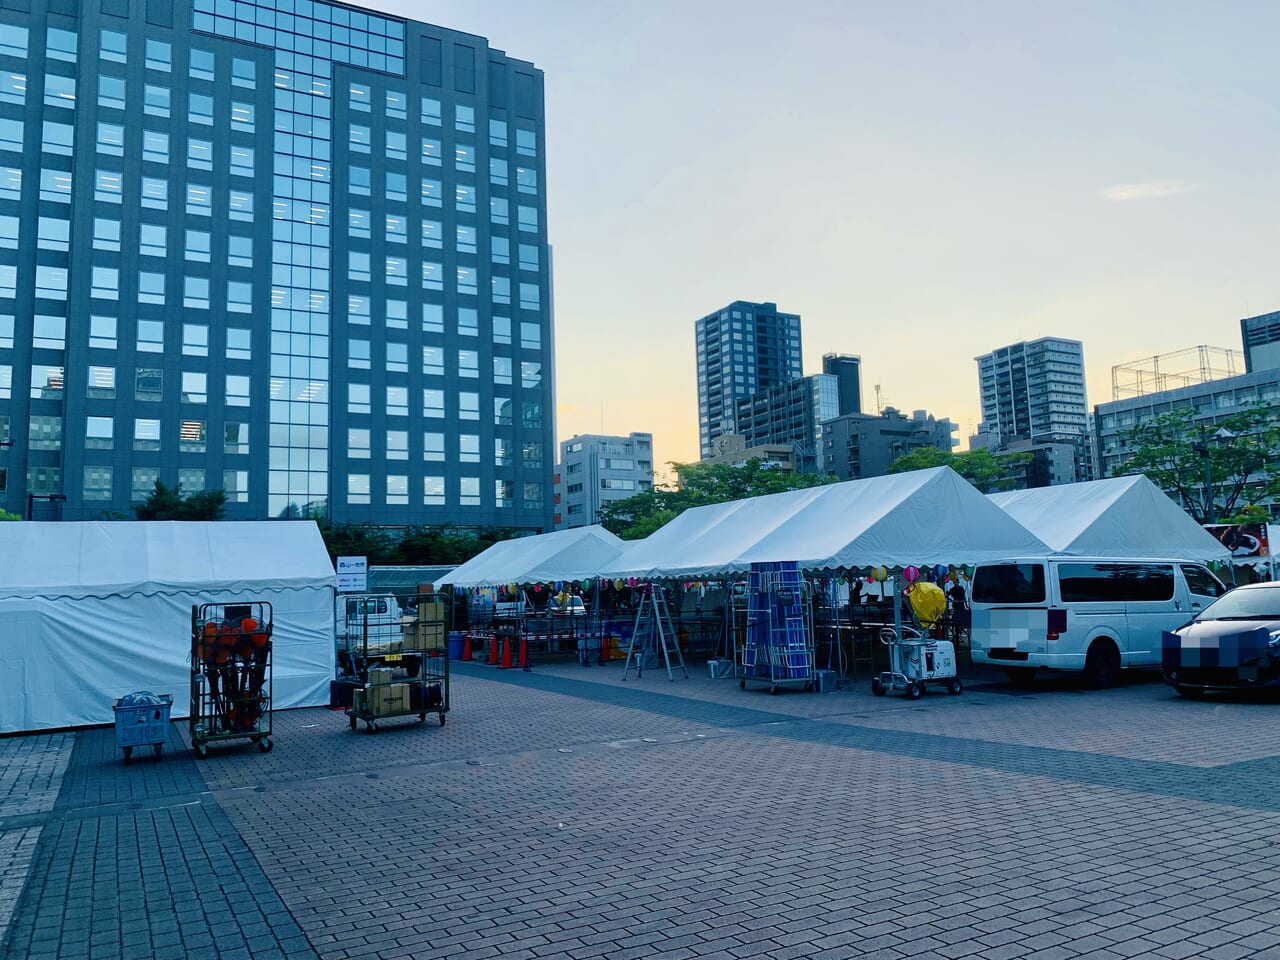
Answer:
[[1163, 581, 1280, 698]]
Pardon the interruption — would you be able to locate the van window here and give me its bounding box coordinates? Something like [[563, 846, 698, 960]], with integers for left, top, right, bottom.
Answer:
[[972, 564, 1046, 603], [1181, 564, 1226, 597], [1057, 563, 1174, 602]]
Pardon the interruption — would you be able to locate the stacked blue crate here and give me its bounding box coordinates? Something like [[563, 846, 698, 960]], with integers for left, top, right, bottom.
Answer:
[[744, 561, 813, 683]]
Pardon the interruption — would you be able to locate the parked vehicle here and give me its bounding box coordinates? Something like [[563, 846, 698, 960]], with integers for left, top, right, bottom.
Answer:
[[549, 596, 588, 616], [969, 558, 1227, 687], [337, 594, 403, 645], [1163, 581, 1280, 698]]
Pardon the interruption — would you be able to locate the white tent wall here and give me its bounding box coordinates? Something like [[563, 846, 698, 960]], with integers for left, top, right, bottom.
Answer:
[[0, 521, 337, 734]]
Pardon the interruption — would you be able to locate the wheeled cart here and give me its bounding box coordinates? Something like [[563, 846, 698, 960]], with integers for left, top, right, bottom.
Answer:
[[347, 648, 449, 733], [739, 562, 815, 694], [113, 692, 173, 764], [872, 625, 962, 699], [190, 602, 274, 758]]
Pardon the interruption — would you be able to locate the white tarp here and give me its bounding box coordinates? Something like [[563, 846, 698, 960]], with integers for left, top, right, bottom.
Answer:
[[600, 467, 1052, 580], [0, 521, 337, 733], [989, 475, 1231, 561], [438, 525, 628, 587]]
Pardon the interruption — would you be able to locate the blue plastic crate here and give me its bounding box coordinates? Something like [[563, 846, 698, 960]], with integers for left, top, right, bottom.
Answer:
[[113, 693, 173, 749]]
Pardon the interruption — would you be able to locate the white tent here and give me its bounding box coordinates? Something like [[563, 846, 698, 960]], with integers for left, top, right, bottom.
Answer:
[[600, 467, 1052, 580], [989, 475, 1231, 561], [438, 525, 628, 587], [0, 521, 337, 733]]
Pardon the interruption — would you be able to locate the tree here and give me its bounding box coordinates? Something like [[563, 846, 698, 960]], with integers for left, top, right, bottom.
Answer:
[[134, 480, 227, 520], [0, 508, 20, 521], [597, 459, 838, 540], [886, 447, 1030, 493], [1118, 405, 1280, 523]]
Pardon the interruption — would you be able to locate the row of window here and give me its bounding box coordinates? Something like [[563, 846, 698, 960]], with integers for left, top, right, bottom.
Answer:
[[345, 388, 543, 424], [22, 467, 250, 503], [5, 265, 253, 312], [351, 346, 541, 384], [12, 364, 247, 404], [350, 476, 542, 508], [24, 415, 247, 451], [346, 430, 543, 465]]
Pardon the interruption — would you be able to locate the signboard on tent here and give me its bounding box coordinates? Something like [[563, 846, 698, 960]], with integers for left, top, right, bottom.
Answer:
[[336, 555, 368, 592]]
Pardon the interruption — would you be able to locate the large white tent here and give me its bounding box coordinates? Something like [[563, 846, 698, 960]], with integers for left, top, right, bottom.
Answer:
[[599, 467, 1052, 580], [989, 475, 1231, 561], [438, 524, 628, 588], [0, 521, 337, 733]]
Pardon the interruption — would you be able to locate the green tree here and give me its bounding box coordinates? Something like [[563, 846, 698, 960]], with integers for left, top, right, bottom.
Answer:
[[0, 508, 21, 521], [313, 519, 396, 565], [1119, 405, 1280, 523], [597, 459, 837, 540], [886, 447, 1030, 493], [134, 480, 227, 520]]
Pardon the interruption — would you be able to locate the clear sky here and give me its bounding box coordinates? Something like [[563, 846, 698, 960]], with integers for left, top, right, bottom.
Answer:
[[365, 0, 1279, 472]]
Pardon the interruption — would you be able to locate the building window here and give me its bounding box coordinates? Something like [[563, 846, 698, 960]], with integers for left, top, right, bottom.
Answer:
[[133, 418, 160, 451], [146, 39, 171, 72], [85, 416, 114, 450], [348, 428, 370, 459], [424, 432, 444, 462], [135, 369, 162, 402], [386, 430, 408, 461], [90, 315, 117, 350], [100, 29, 127, 64], [348, 474, 370, 505], [424, 476, 444, 506], [179, 419, 206, 452]]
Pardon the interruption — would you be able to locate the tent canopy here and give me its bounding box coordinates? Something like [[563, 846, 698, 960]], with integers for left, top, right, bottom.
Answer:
[[439, 525, 627, 587], [0, 521, 337, 733], [599, 467, 1052, 580], [988, 474, 1231, 561], [0, 520, 338, 600]]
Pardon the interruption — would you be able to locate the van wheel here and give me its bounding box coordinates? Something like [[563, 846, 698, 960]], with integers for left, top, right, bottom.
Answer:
[[1083, 640, 1121, 689]]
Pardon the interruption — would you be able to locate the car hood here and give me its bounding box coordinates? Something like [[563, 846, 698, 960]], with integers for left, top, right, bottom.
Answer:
[[1173, 618, 1280, 642]]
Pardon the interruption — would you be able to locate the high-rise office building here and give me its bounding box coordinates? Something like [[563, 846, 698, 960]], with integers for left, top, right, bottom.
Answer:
[[821, 407, 957, 481], [974, 337, 1088, 446], [553, 432, 653, 529], [0, 1, 553, 532], [822, 353, 862, 416], [694, 300, 801, 459], [1241, 309, 1280, 373]]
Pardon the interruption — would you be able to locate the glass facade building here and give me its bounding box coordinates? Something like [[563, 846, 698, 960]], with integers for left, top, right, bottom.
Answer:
[[0, 0, 554, 531], [694, 300, 802, 459]]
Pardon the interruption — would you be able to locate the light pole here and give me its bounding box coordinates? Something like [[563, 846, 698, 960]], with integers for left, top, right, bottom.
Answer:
[[1194, 424, 1238, 524], [27, 492, 66, 521]]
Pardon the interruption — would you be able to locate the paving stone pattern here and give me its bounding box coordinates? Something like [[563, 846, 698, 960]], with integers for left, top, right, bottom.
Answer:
[[3, 661, 1280, 960]]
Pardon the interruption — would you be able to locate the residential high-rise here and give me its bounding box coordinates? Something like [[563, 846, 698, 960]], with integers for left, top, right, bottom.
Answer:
[[554, 432, 653, 529], [974, 337, 1088, 446], [821, 407, 957, 481], [0, 1, 553, 532], [695, 301, 801, 459], [734, 374, 838, 475]]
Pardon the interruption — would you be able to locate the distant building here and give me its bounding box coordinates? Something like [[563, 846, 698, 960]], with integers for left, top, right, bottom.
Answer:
[[974, 337, 1088, 447], [554, 433, 653, 529], [695, 301, 802, 458], [1095, 369, 1280, 483], [1240, 310, 1280, 373], [701, 435, 797, 473], [734, 374, 839, 475], [822, 407, 958, 481], [822, 354, 863, 415], [0, 1, 554, 530]]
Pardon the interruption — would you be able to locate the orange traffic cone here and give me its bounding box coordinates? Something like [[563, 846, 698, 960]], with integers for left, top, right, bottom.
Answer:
[[488, 634, 499, 665], [462, 633, 472, 661], [500, 633, 513, 669], [518, 634, 529, 671]]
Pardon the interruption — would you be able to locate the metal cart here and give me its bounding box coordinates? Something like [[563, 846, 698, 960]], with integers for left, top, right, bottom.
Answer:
[[871, 624, 962, 699], [190, 602, 274, 758], [739, 562, 815, 694], [113, 692, 172, 764], [347, 624, 450, 733]]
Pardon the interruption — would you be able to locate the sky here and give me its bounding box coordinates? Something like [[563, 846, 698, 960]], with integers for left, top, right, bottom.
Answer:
[[364, 0, 1280, 472]]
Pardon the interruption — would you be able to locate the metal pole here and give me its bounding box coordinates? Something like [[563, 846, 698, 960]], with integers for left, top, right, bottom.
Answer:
[[1198, 423, 1214, 525]]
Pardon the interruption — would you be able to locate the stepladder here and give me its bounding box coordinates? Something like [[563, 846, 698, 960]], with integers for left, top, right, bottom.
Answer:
[[622, 583, 688, 681]]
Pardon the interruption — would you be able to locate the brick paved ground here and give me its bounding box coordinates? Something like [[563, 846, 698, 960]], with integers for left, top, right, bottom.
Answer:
[[3, 656, 1280, 960]]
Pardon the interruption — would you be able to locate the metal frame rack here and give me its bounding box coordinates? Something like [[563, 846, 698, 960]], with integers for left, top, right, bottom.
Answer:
[[739, 562, 815, 694], [347, 623, 449, 733], [190, 602, 273, 759]]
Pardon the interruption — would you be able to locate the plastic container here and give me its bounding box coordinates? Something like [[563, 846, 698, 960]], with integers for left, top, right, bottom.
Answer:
[[447, 631, 465, 660], [113, 692, 173, 764]]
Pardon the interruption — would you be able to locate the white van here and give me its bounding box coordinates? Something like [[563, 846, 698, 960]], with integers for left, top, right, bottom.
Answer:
[[969, 558, 1227, 687], [337, 594, 403, 645]]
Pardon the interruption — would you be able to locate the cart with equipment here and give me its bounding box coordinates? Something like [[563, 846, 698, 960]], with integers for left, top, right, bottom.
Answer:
[[347, 616, 449, 733], [190, 602, 274, 758], [871, 580, 962, 699]]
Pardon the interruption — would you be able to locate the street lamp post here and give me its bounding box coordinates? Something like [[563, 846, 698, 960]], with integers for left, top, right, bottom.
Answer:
[[27, 492, 67, 521], [1194, 424, 1238, 525]]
